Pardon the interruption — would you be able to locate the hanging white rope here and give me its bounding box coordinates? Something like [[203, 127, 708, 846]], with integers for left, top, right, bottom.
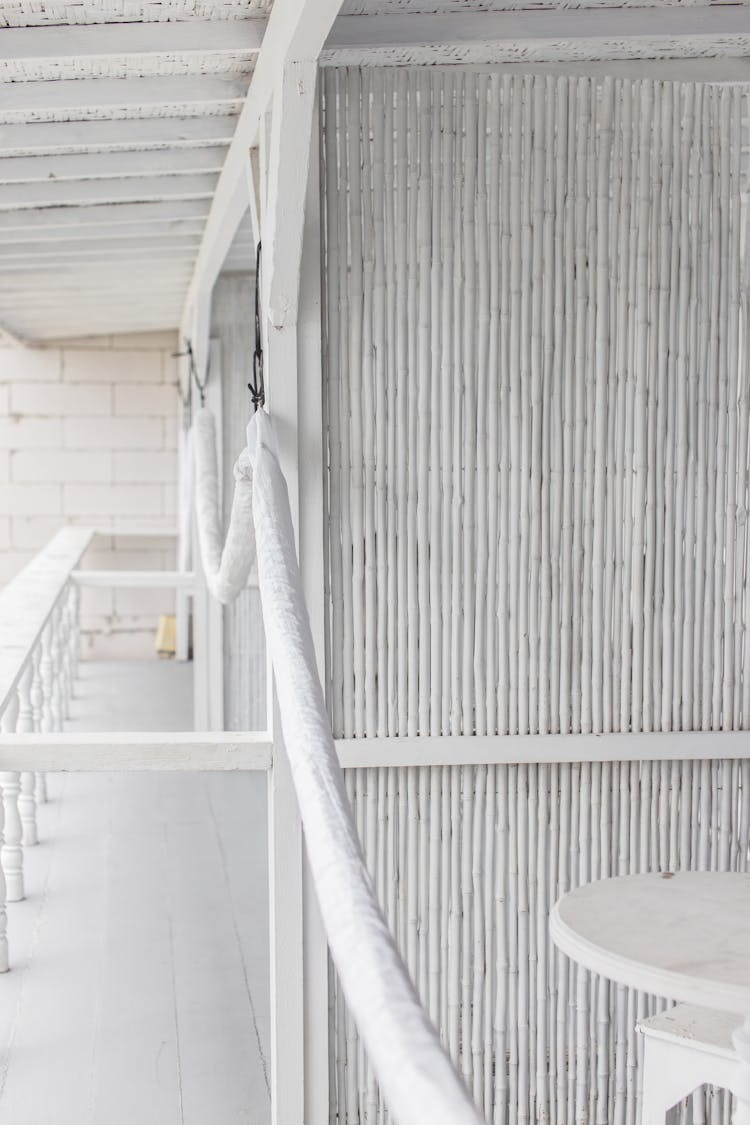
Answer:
[[193, 406, 256, 605], [247, 408, 483, 1125]]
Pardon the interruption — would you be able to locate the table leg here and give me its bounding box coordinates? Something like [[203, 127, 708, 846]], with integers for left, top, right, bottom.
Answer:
[[733, 1015, 750, 1125]]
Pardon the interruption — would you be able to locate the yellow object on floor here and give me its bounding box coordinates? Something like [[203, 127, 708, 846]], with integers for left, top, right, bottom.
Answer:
[[155, 614, 177, 657]]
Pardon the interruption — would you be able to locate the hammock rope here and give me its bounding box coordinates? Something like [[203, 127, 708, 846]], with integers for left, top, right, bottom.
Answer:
[[193, 406, 256, 605], [247, 408, 483, 1125]]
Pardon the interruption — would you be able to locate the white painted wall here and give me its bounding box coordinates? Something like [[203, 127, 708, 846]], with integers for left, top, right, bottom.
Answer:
[[0, 330, 180, 659]]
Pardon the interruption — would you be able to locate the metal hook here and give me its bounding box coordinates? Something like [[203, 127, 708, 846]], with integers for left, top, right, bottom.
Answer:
[[248, 241, 265, 412]]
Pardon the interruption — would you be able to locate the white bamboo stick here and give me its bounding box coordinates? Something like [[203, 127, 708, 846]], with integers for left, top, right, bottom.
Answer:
[[416, 71, 432, 738], [474, 75, 490, 740]]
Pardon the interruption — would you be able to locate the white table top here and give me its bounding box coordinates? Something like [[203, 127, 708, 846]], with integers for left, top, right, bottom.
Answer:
[[550, 872, 750, 1014]]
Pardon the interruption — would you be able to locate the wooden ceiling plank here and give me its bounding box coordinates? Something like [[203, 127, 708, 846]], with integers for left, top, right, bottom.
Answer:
[[0, 76, 250, 115], [0, 198, 211, 231], [323, 6, 750, 65], [0, 219, 208, 244], [182, 0, 346, 336], [0, 147, 228, 183], [0, 115, 238, 155], [0, 21, 266, 62], [0, 173, 218, 209], [0, 236, 203, 257]]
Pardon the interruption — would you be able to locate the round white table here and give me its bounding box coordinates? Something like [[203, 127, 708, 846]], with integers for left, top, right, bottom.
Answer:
[[549, 872, 750, 1123]]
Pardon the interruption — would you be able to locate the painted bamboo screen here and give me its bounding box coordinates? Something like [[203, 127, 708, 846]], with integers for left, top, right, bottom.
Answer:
[[321, 69, 749, 741], [334, 759, 749, 1125], [320, 70, 749, 1123]]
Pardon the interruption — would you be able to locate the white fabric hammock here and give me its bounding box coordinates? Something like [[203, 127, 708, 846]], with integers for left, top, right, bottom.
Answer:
[[247, 409, 483, 1125], [193, 407, 256, 605]]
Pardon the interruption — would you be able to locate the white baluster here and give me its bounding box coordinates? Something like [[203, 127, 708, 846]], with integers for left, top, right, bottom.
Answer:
[[49, 605, 63, 737], [17, 663, 37, 848], [37, 623, 54, 806], [60, 595, 73, 720], [69, 582, 81, 685], [1, 691, 24, 903], [31, 645, 47, 805], [0, 707, 12, 968]]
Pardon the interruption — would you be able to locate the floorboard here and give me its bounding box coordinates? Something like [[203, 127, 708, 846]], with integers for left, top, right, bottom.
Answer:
[[0, 660, 270, 1125]]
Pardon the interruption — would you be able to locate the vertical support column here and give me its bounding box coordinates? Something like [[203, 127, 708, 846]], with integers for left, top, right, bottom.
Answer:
[[0, 698, 16, 956], [176, 351, 194, 664], [192, 336, 224, 732], [266, 323, 305, 1125], [262, 70, 311, 1120], [17, 661, 37, 848], [1, 694, 23, 903], [298, 92, 331, 1125]]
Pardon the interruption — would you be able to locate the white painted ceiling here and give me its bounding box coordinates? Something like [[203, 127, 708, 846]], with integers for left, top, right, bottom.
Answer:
[[0, 2, 263, 343], [0, 0, 747, 344]]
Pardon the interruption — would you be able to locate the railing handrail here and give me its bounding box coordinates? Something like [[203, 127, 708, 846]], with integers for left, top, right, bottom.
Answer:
[[0, 526, 94, 718]]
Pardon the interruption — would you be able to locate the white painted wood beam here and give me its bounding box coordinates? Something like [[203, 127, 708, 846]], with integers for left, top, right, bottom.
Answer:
[[323, 6, 750, 66], [0, 174, 217, 210], [0, 115, 238, 155], [181, 0, 346, 335], [0, 20, 266, 62], [263, 59, 318, 327], [0, 147, 228, 183], [0, 278, 192, 297], [72, 569, 194, 590], [0, 319, 25, 347], [0, 252, 196, 271], [0, 218, 207, 244], [0, 76, 250, 115], [0, 235, 205, 258], [0, 731, 272, 772], [334, 732, 750, 770], [0, 199, 211, 232]]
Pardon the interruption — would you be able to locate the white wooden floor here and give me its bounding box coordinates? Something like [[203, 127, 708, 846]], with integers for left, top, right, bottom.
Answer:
[[0, 660, 271, 1125]]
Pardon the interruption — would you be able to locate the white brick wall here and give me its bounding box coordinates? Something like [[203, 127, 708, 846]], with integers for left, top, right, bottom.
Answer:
[[0, 330, 180, 659]]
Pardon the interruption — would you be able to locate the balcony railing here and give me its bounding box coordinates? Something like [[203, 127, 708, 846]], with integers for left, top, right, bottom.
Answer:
[[0, 499, 748, 1125]]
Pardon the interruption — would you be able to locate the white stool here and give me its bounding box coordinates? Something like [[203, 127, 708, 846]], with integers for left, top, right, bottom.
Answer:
[[638, 1004, 742, 1123]]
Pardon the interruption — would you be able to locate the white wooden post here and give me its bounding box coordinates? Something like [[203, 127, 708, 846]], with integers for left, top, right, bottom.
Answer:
[[262, 95, 309, 1125], [176, 349, 193, 664], [298, 93, 331, 1125], [192, 336, 224, 732], [17, 662, 37, 847]]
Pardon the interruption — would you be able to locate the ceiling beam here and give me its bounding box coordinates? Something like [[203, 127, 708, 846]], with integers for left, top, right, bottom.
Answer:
[[0, 20, 266, 62], [0, 252, 198, 270], [0, 234, 205, 257], [0, 319, 26, 347], [0, 174, 218, 209], [323, 6, 750, 66], [182, 0, 345, 336], [0, 76, 250, 116], [0, 115, 238, 155], [0, 217, 208, 243], [0, 199, 211, 233], [0, 147, 228, 183]]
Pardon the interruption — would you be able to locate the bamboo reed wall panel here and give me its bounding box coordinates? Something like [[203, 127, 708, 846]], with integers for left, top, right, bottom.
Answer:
[[321, 70, 749, 743], [331, 759, 749, 1124], [321, 69, 750, 1124]]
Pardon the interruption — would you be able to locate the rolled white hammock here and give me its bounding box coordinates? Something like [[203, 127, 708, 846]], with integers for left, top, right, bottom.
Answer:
[[247, 408, 483, 1125], [193, 406, 256, 605]]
